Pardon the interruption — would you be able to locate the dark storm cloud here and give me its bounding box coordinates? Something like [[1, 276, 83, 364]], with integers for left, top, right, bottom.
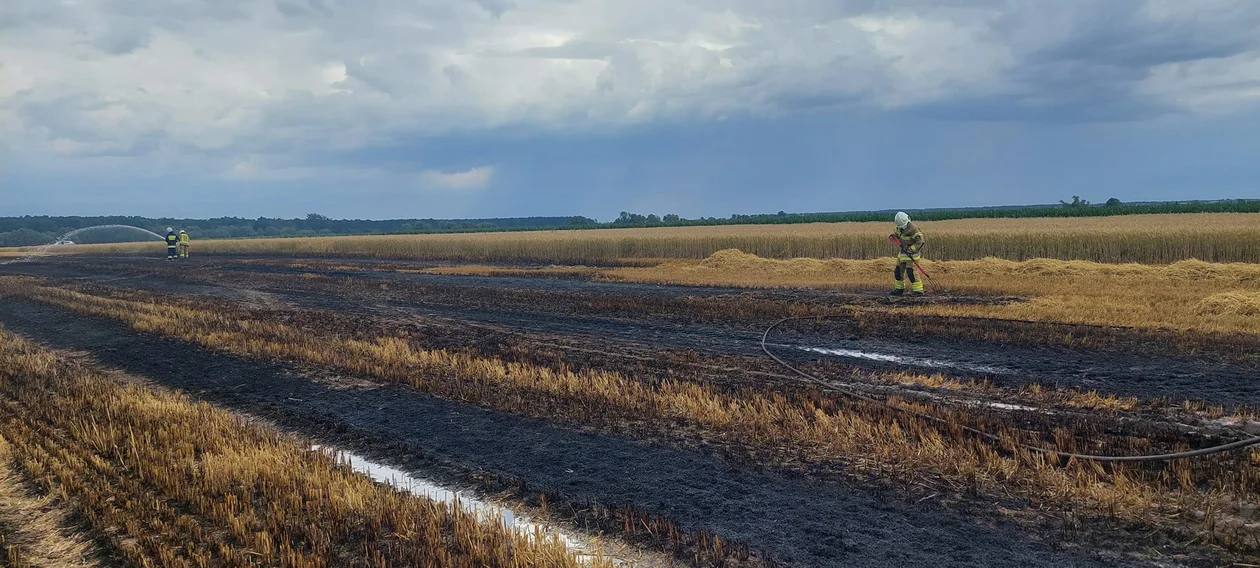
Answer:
[[14, 92, 113, 143], [89, 23, 153, 55], [1009, 1, 1260, 68], [974, 0, 1260, 120], [98, 0, 254, 22], [475, 0, 516, 19], [274, 0, 335, 19], [4, 0, 1260, 210]]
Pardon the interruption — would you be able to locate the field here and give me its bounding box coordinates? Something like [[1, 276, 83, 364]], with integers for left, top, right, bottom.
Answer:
[[0, 321, 619, 567], [2, 215, 1260, 567], [26, 212, 1260, 264]]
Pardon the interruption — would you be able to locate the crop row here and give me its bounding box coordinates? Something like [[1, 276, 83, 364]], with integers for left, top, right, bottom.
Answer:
[[3, 277, 1256, 554], [0, 323, 602, 567]]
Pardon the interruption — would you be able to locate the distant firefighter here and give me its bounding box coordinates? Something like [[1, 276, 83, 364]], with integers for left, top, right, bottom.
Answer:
[[889, 212, 925, 296], [165, 227, 179, 261], [178, 229, 190, 258]]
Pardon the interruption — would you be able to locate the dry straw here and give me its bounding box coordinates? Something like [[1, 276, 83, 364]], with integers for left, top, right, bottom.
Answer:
[[4, 278, 1257, 553], [0, 323, 605, 567]]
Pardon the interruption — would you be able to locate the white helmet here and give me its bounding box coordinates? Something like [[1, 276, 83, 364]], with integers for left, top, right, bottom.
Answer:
[[894, 212, 910, 229], [167, 227, 174, 232]]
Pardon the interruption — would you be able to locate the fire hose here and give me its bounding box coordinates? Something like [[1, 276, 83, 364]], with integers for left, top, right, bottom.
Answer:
[[760, 315, 1260, 463]]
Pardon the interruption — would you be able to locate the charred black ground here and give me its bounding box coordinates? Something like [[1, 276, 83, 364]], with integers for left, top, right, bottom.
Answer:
[[0, 297, 1148, 568], [2, 254, 1258, 567], [7, 255, 1258, 407]]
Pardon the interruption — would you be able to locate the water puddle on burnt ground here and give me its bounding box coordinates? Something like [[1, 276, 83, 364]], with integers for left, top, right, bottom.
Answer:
[[798, 345, 1013, 376], [310, 444, 675, 568]]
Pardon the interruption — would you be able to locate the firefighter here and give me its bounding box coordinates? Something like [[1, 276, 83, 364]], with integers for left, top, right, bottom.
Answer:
[[889, 211, 925, 296], [178, 229, 190, 258], [165, 227, 179, 260]]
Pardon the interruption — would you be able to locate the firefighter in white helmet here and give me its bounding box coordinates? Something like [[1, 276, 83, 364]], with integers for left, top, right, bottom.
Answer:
[[164, 227, 179, 261], [889, 212, 925, 296]]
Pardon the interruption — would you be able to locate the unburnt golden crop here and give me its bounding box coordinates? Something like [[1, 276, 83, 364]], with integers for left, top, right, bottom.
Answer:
[[0, 324, 605, 568], [421, 249, 1260, 335], [3, 278, 1257, 554], [17, 212, 1260, 264], [634, 250, 1260, 334]]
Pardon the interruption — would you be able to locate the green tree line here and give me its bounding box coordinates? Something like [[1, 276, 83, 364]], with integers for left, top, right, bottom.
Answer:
[[608, 197, 1260, 228], [2, 198, 1258, 247], [0, 213, 598, 246]]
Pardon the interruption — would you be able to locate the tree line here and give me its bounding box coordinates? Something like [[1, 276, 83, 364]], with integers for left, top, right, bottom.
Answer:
[[2, 197, 1258, 247], [607, 197, 1260, 228], [0, 214, 598, 246]]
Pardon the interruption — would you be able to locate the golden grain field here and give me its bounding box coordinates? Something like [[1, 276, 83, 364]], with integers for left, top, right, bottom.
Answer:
[[587, 250, 1260, 335], [417, 249, 1260, 335], [19, 212, 1260, 265]]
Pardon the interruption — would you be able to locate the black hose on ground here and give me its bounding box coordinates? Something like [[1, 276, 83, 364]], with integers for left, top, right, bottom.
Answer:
[[760, 315, 1260, 463]]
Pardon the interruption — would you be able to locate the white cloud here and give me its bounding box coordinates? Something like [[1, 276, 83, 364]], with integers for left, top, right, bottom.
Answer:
[[1140, 52, 1260, 115], [2, 0, 1260, 176], [419, 165, 495, 189]]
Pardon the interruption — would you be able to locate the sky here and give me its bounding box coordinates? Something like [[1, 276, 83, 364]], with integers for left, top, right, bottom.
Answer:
[[2, 0, 1259, 221]]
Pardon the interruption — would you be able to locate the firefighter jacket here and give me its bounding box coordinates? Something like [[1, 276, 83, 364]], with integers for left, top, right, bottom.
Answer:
[[893, 222, 925, 256]]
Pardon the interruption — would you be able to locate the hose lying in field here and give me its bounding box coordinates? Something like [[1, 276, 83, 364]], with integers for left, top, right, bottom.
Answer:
[[761, 315, 1260, 463]]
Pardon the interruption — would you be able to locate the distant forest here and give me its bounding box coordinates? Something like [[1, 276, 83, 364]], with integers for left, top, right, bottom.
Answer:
[[0, 214, 597, 246], [2, 197, 1258, 247]]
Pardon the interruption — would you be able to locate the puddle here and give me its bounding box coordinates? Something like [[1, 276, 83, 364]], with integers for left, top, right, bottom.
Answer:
[[800, 346, 1012, 376], [982, 401, 1039, 412], [311, 445, 666, 567], [789, 347, 1059, 415], [1206, 417, 1260, 435]]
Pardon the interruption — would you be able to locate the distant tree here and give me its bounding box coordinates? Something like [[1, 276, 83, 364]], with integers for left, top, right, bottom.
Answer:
[[0, 228, 55, 247], [614, 212, 652, 224], [1060, 195, 1090, 208], [662, 214, 680, 223], [1105, 197, 1122, 207], [646, 214, 661, 224]]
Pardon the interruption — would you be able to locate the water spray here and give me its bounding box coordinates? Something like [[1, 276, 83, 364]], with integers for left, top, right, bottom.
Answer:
[[0, 225, 166, 266]]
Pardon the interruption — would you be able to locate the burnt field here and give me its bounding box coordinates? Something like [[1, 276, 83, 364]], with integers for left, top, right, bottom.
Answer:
[[3, 254, 1260, 567]]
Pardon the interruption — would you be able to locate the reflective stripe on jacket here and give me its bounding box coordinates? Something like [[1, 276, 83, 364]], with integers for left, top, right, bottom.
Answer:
[[895, 222, 925, 255]]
